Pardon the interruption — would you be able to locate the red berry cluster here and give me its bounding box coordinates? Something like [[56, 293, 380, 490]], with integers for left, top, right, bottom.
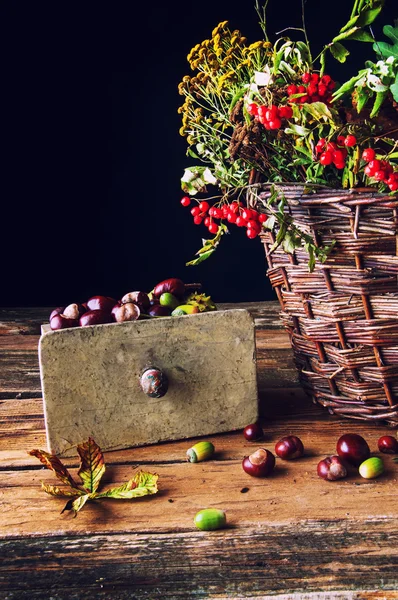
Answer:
[[180, 197, 266, 239], [247, 103, 293, 130], [315, 135, 357, 170], [362, 148, 398, 191], [287, 73, 335, 105]]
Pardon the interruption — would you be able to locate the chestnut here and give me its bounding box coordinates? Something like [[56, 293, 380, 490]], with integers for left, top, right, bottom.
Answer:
[[50, 314, 79, 330], [63, 303, 87, 320], [378, 435, 398, 454], [336, 433, 370, 466], [148, 304, 172, 317], [243, 423, 263, 442], [79, 309, 113, 327], [242, 448, 275, 477], [49, 307, 65, 322], [275, 435, 304, 460], [111, 301, 122, 319], [113, 302, 141, 323], [121, 291, 150, 310], [317, 455, 347, 481], [153, 278, 185, 299], [86, 296, 117, 313]]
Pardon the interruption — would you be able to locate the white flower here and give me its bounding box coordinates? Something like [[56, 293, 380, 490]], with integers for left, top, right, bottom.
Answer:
[[203, 168, 218, 185], [254, 66, 273, 87], [376, 60, 390, 77]]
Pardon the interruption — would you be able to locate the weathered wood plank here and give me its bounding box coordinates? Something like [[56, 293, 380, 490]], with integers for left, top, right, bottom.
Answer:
[[0, 387, 390, 469], [0, 307, 52, 335], [2, 429, 398, 537], [0, 520, 397, 599]]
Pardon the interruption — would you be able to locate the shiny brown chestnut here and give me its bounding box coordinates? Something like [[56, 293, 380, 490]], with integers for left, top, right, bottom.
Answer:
[[50, 314, 79, 330], [148, 304, 172, 317], [79, 309, 113, 327], [63, 303, 87, 320], [378, 435, 398, 454], [86, 296, 117, 313], [111, 301, 122, 319], [317, 455, 347, 481], [121, 291, 150, 309], [153, 278, 185, 299], [242, 448, 275, 477], [113, 302, 141, 323], [275, 435, 304, 460], [49, 307, 65, 322], [336, 433, 370, 466], [243, 423, 263, 442]]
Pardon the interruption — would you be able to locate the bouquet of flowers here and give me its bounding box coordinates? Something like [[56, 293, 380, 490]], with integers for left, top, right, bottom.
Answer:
[[177, 0, 398, 267]]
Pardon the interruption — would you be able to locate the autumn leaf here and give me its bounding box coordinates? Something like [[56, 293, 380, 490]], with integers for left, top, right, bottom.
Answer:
[[29, 449, 79, 489], [29, 437, 159, 516], [96, 471, 159, 499], [41, 483, 84, 497], [77, 437, 105, 493]]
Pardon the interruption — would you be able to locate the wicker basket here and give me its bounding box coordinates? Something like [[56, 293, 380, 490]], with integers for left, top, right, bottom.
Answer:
[[253, 183, 398, 426]]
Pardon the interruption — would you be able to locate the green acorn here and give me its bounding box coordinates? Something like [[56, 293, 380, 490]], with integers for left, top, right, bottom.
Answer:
[[194, 508, 226, 531], [359, 457, 384, 479], [186, 441, 215, 463]]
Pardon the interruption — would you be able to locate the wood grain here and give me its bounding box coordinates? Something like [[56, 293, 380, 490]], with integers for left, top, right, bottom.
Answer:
[[0, 520, 397, 599], [1, 305, 397, 599]]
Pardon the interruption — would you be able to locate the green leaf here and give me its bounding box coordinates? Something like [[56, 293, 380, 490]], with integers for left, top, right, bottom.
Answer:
[[332, 27, 360, 44], [332, 71, 367, 100], [347, 30, 374, 42], [330, 42, 350, 63], [302, 102, 333, 121], [370, 90, 388, 117], [77, 437, 105, 494], [96, 472, 159, 500], [229, 87, 246, 112], [70, 495, 90, 516], [186, 249, 215, 266], [390, 73, 398, 101], [373, 23, 398, 59], [187, 147, 200, 160], [340, 15, 360, 34], [357, 6, 384, 27], [356, 88, 370, 113], [295, 42, 311, 65]]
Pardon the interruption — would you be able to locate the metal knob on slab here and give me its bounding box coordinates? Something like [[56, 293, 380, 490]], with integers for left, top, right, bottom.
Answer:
[[140, 367, 168, 398]]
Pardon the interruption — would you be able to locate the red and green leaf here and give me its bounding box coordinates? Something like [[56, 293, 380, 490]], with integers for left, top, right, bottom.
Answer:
[[29, 449, 79, 489], [77, 437, 105, 493], [29, 438, 159, 517]]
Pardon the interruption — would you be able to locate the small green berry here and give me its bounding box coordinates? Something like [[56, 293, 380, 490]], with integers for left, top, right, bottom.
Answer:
[[359, 457, 384, 479], [186, 441, 215, 463], [194, 508, 226, 531]]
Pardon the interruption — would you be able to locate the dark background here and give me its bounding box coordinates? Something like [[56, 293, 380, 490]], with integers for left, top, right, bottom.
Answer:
[[1, 0, 396, 306]]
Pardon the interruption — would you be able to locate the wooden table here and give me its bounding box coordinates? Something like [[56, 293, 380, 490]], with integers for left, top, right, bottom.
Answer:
[[1, 304, 397, 600]]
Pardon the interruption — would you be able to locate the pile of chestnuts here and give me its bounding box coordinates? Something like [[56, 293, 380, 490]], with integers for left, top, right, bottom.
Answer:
[[49, 278, 216, 331], [241, 423, 398, 481]]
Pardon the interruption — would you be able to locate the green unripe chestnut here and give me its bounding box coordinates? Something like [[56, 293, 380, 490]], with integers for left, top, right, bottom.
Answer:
[[194, 508, 226, 531], [359, 457, 384, 479], [159, 292, 180, 310], [186, 441, 215, 463], [171, 307, 186, 317]]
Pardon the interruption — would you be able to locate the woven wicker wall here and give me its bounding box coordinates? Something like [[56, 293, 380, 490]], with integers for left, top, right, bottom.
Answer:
[[257, 185, 398, 426]]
